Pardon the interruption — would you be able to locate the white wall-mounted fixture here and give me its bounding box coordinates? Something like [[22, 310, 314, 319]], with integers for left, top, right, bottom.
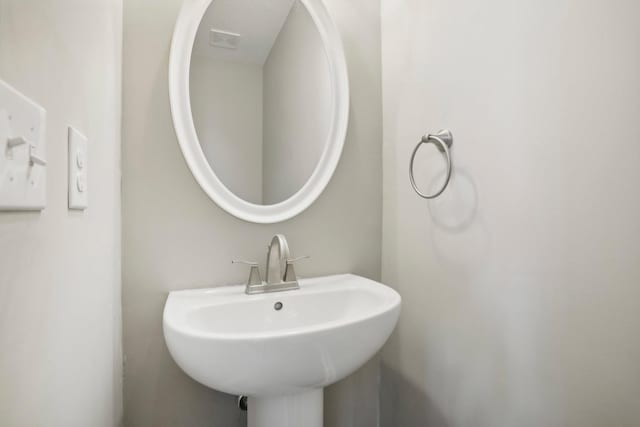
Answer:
[[68, 126, 88, 210], [169, 0, 349, 224], [163, 274, 401, 427], [0, 79, 47, 211]]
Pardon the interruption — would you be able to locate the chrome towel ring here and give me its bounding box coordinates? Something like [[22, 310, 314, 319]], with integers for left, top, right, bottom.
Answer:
[[409, 129, 453, 199]]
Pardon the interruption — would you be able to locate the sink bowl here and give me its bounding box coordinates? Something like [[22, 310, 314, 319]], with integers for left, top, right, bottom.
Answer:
[[163, 274, 401, 427], [164, 273, 401, 395]]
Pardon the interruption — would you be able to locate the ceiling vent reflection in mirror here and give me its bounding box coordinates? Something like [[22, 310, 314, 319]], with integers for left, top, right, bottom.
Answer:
[[209, 29, 240, 50]]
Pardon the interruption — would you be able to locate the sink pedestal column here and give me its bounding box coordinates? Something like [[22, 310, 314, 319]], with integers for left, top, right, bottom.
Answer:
[[248, 389, 323, 427]]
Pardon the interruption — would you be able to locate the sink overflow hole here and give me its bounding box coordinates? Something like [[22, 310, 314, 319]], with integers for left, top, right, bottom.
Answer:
[[274, 302, 283, 311]]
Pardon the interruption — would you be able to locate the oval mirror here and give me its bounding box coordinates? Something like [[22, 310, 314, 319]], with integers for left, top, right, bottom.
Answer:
[[169, 0, 349, 223]]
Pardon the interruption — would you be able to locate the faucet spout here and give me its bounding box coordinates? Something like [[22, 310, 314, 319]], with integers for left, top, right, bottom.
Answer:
[[266, 234, 290, 284], [237, 234, 304, 294]]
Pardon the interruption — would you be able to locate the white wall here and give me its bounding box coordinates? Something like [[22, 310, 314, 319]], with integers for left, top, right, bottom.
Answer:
[[191, 55, 263, 204], [381, 0, 640, 426], [122, 0, 382, 426], [0, 1, 123, 426], [262, 1, 331, 204]]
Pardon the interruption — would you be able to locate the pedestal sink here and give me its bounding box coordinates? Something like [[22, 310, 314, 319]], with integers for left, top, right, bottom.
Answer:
[[163, 274, 401, 427]]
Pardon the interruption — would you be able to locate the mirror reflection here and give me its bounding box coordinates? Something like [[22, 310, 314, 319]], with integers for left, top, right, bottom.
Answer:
[[190, 0, 332, 205]]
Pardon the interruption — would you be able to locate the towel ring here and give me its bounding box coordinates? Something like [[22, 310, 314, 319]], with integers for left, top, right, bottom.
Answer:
[[409, 129, 453, 199]]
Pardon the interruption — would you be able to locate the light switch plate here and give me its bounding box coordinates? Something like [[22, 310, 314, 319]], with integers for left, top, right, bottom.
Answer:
[[68, 127, 88, 210], [0, 79, 47, 210]]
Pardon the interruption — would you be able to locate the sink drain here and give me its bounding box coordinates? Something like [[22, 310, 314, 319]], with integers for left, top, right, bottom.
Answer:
[[274, 302, 283, 311]]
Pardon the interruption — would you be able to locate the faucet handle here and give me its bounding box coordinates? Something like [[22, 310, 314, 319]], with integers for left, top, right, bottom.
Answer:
[[284, 256, 310, 283], [232, 260, 263, 286], [232, 260, 258, 266]]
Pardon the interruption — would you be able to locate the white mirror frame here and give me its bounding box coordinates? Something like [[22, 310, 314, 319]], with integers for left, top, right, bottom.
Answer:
[[169, 0, 349, 224]]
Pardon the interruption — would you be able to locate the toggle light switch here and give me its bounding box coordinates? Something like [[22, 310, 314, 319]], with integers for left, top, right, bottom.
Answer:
[[76, 175, 86, 193], [29, 144, 47, 166], [76, 151, 85, 169], [0, 79, 47, 211]]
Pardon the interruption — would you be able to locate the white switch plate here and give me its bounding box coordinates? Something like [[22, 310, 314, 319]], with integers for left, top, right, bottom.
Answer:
[[68, 127, 88, 210], [0, 79, 47, 211]]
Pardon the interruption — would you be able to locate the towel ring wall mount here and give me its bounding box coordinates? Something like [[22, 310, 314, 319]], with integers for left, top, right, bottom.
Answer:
[[409, 129, 453, 199]]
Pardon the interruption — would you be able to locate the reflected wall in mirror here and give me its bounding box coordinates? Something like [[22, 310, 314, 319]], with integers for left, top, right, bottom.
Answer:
[[190, 0, 331, 205]]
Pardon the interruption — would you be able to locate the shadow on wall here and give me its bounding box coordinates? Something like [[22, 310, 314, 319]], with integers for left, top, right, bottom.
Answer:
[[425, 167, 489, 272], [157, 313, 248, 427], [380, 361, 450, 427], [426, 168, 478, 232], [379, 166, 480, 427]]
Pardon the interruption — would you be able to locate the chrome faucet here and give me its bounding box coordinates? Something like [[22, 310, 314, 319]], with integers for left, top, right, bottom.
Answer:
[[233, 234, 308, 295]]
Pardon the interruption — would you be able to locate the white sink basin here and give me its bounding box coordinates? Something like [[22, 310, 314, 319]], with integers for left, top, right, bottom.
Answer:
[[163, 274, 401, 427]]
